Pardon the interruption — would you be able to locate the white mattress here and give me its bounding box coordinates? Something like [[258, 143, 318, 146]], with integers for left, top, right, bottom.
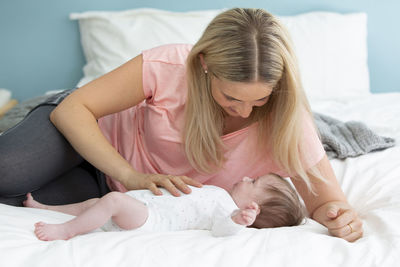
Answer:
[[1, 93, 399, 267]]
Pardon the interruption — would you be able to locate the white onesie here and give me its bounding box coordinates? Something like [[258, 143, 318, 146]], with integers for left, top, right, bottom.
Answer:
[[102, 185, 244, 237]]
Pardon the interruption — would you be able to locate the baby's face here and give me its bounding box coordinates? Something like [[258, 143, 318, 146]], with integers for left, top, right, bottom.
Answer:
[[230, 175, 273, 209]]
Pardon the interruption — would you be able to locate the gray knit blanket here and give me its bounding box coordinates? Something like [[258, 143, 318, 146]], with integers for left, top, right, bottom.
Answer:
[[314, 112, 396, 159]]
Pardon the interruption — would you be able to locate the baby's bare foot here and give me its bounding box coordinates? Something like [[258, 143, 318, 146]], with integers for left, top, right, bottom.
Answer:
[[34, 222, 74, 241], [23, 193, 46, 209]]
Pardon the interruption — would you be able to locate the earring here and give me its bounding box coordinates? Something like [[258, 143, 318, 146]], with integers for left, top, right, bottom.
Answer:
[[204, 70, 208, 74]]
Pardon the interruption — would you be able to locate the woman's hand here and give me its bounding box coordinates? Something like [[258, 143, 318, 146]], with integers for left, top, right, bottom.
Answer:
[[312, 201, 363, 242], [124, 173, 203, 197]]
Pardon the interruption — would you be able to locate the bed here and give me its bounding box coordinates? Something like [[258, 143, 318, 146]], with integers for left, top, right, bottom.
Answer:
[[1, 8, 399, 267]]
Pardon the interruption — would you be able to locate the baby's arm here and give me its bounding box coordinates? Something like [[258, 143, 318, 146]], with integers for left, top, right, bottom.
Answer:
[[210, 202, 259, 237], [231, 201, 259, 226]]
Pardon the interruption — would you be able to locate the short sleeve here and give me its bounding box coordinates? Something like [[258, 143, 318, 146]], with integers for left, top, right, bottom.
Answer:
[[141, 44, 192, 101]]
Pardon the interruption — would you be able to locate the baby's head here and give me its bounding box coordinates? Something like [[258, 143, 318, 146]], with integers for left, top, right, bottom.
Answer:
[[230, 173, 306, 228]]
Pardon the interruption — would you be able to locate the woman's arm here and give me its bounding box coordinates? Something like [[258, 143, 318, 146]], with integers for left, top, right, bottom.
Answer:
[[51, 55, 201, 196], [291, 155, 346, 215], [51, 56, 146, 186], [290, 155, 363, 242]]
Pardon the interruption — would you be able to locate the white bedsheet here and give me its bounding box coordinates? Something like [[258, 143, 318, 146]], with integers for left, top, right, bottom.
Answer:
[[1, 93, 399, 267]]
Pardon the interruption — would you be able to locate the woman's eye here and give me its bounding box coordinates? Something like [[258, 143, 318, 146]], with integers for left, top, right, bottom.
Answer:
[[226, 96, 238, 101]]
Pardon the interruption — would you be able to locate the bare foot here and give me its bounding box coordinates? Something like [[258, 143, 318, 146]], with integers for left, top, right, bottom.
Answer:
[[34, 222, 74, 241], [23, 193, 46, 209]]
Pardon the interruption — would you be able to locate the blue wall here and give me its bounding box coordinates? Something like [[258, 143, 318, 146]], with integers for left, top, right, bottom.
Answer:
[[1, 0, 399, 101]]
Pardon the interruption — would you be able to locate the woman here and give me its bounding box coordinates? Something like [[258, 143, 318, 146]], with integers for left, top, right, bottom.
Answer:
[[0, 8, 363, 242]]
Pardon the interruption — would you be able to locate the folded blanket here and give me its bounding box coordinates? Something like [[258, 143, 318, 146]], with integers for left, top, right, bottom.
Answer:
[[313, 112, 396, 159]]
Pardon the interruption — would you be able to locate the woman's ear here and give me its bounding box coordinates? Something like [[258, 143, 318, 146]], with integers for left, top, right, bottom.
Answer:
[[198, 53, 208, 73]]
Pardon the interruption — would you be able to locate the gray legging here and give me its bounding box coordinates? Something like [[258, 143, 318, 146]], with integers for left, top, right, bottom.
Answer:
[[0, 104, 109, 206]]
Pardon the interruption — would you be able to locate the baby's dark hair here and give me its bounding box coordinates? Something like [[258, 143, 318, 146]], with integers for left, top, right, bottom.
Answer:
[[250, 174, 306, 229]]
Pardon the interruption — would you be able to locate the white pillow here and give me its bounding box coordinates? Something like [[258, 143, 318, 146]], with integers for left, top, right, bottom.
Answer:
[[70, 8, 370, 100], [70, 8, 222, 86], [279, 12, 370, 100]]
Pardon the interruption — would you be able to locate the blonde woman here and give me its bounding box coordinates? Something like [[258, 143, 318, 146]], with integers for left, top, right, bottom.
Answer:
[[0, 8, 362, 242]]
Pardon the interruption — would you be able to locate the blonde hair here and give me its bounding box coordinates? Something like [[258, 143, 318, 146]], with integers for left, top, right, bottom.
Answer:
[[184, 8, 323, 192], [251, 174, 306, 229]]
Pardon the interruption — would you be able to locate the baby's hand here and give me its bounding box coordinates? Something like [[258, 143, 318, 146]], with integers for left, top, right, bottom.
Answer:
[[231, 201, 259, 226]]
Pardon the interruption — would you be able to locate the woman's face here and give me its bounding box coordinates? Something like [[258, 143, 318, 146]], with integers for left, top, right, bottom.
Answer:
[[210, 77, 273, 118]]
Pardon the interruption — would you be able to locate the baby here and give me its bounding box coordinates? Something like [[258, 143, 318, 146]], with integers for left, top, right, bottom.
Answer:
[[23, 173, 306, 241]]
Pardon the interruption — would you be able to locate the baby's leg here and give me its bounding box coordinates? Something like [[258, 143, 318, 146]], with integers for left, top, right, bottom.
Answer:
[[34, 192, 148, 241], [24, 193, 99, 216]]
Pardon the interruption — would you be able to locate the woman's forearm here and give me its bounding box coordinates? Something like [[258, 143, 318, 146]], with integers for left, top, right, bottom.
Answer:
[[291, 155, 347, 217], [50, 99, 139, 186]]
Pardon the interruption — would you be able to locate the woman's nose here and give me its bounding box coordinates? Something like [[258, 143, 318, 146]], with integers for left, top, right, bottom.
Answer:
[[237, 102, 253, 118]]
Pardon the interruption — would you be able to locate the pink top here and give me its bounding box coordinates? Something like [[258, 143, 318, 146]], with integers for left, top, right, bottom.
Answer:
[[98, 44, 325, 192]]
